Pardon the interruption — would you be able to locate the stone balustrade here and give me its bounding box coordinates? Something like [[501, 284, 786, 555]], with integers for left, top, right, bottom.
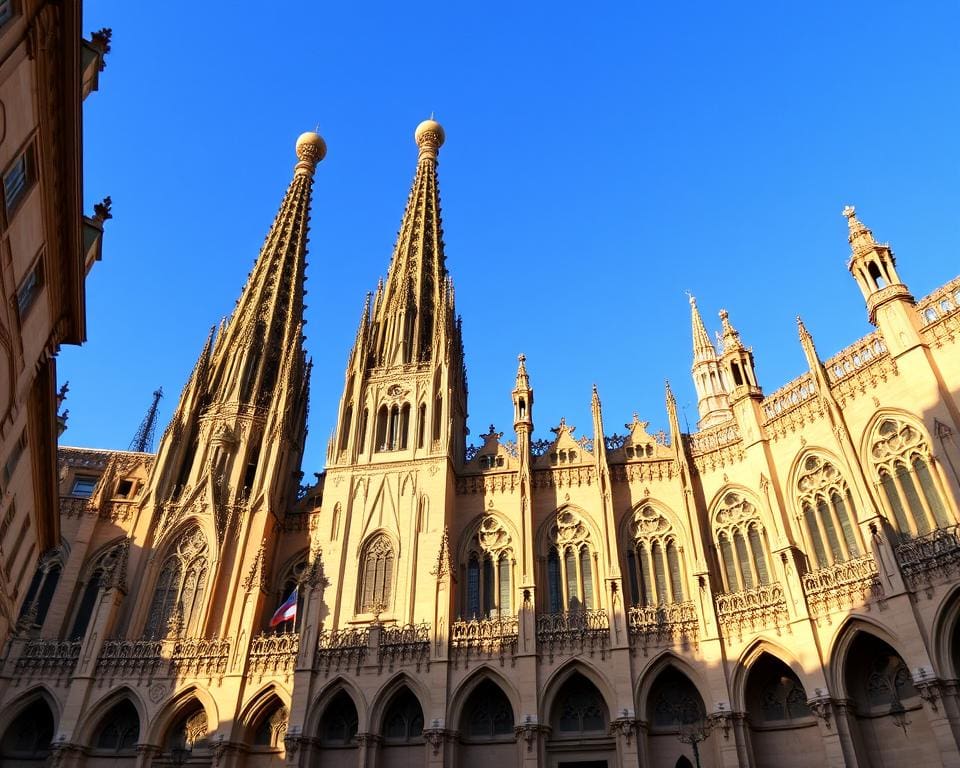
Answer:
[[895, 524, 960, 586], [314, 626, 368, 674], [824, 332, 888, 384], [801, 554, 882, 618], [716, 584, 788, 639], [13, 639, 81, 677], [248, 631, 299, 677], [536, 609, 609, 661], [378, 622, 430, 672]]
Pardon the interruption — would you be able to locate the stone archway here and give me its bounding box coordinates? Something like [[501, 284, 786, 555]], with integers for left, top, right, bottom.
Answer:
[[316, 689, 359, 765], [644, 666, 712, 768], [743, 652, 824, 768], [546, 672, 615, 767], [456, 678, 517, 768], [0, 696, 55, 766], [844, 632, 940, 767]]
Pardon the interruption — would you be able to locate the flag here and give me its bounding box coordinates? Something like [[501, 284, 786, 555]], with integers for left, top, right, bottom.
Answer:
[[270, 586, 298, 627]]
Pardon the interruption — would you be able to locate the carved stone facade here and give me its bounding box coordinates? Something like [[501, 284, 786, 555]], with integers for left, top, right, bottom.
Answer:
[[2, 120, 960, 768]]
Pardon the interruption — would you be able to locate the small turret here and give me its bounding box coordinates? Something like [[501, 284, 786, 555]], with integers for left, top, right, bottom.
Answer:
[[688, 295, 732, 429], [717, 308, 761, 401], [513, 354, 533, 431], [843, 206, 921, 355]]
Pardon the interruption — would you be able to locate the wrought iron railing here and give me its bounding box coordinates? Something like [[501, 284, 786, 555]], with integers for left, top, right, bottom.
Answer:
[[715, 584, 788, 638], [895, 524, 960, 584], [379, 622, 430, 671], [451, 615, 519, 663], [14, 640, 81, 676], [801, 554, 882, 617], [536, 609, 609, 660], [248, 631, 299, 676], [628, 602, 698, 647]]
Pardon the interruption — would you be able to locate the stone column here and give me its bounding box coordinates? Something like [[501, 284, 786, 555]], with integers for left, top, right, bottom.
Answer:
[[514, 721, 550, 768], [355, 732, 382, 768], [610, 717, 640, 767], [707, 710, 741, 768], [804, 696, 847, 768], [832, 699, 864, 768], [423, 727, 456, 766], [134, 744, 163, 768], [916, 679, 960, 768]]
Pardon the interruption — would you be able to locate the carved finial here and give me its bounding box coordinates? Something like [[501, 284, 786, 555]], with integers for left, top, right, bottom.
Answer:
[[415, 118, 445, 162], [295, 131, 326, 176], [718, 308, 742, 351], [515, 353, 531, 391], [842, 203, 877, 256], [93, 196, 113, 223]]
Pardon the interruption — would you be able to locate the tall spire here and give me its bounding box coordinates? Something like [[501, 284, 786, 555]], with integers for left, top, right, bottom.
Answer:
[[843, 205, 877, 261], [128, 388, 163, 453], [689, 294, 717, 363], [205, 132, 325, 407], [371, 119, 449, 367]]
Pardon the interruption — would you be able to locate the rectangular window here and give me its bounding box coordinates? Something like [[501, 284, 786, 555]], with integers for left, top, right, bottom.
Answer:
[[16, 257, 44, 318], [114, 479, 134, 498], [3, 145, 34, 217], [71, 475, 98, 498]]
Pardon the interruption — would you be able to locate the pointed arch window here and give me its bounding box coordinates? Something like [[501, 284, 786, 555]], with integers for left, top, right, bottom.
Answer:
[[625, 505, 687, 606], [70, 542, 126, 640], [462, 515, 513, 618], [382, 689, 424, 742], [319, 691, 358, 746], [796, 454, 861, 569], [713, 493, 771, 593], [145, 525, 208, 638], [358, 533, 394, 614], [94, 701, 140, 753], [871, 417, 954, 537], [462, 680, 515, 739], [19, 549, 63, 629]]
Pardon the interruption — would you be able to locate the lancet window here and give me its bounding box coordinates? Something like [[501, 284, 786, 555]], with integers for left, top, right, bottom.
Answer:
[[624, 504, 685, 606], [544, 509, 596, 613], [795, 454, 861, 569], [374, 402, 410, 452], [870, 417, 953, 537], [94, 701, 140, 752], [70, 541, 126, 640], [713, 492, 771, 593], [145, 525, 208, 638], [18, 549, 62, 629], [358, 533, 394, 614], [463, 515, 513, 618]]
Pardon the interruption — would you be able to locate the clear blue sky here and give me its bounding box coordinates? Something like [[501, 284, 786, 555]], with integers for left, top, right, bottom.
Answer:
[[62, 2, 960, 476]]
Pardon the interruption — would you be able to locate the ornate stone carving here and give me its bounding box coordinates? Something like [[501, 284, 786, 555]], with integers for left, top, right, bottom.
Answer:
[[514, 721, 550, 752]]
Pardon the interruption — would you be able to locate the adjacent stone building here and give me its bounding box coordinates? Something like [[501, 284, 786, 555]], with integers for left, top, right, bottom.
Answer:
[[0, 1, 109, 648], [2, 119, 959, 768]]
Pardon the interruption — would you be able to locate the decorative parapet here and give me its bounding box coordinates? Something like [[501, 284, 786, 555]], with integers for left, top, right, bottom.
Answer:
[[688, 422, 741, 456], [761, 374, 821, 439], [170, 637, 231, 678], [314, 627, 368, 675], [532, 466, 595, 489], [59, 496, 91, 518], [627, 602, 698, 650], [96, 639, 164, 679], [450, 615, 519, 666], [610, 460, 675, 484], [99, 500, 136, 523], [455, 472, 518, 495], [825, 333, 896, 403], [536, 609, 609, 662], [13, 640, 81, 678], [715, 584, 788, 640], [918, 276, 960, 346], [895, 524, 960, 588], [801, 554, 883, 619], [824, 332, 888, 384], [248, 632, 299, 678], [379, 623, 430, 672]]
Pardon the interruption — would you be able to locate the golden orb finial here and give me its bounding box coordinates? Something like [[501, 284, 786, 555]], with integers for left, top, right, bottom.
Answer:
[[295, 131, 326, 175], [414, 118, 445, 160]]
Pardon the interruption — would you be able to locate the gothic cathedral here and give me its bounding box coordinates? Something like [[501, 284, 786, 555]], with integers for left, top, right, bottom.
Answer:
[[3, 120, 960, 768]]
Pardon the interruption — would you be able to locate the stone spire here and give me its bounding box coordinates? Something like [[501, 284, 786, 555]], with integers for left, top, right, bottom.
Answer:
[[370, 118, 451, 367], [718, 309, 743, 352], [843, 205, 877, 261], [205, 132, 325, 408], [689, 294, 717, 363]]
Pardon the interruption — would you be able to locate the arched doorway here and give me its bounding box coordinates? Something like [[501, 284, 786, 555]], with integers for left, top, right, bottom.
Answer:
[[88, 699, 140, 767], [163, 700, 210, 763], [456, 679, 517, 768], [379, 687, 424, 768], [645, 667, 712, 768], [547, 672, 614, 767], [844, 633, 939, 766], [246, 697, 288, 767], [316, 690, 359, 764], [0, 697, 54, 766], [743, 653, 824, 767]]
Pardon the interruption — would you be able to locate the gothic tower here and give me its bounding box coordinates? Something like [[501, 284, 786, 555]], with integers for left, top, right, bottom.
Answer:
[[317, 118, 465, 631], [688, 294, 732, 428]]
